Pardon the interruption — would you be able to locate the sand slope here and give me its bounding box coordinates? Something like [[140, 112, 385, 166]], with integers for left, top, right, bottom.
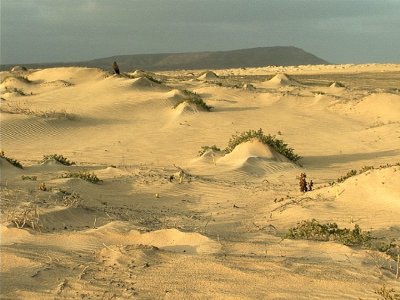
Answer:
[[1, 64, 400, 299]]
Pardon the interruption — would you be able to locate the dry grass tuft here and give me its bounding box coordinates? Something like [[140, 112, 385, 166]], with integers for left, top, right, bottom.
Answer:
[[6, 204, 41, 230]]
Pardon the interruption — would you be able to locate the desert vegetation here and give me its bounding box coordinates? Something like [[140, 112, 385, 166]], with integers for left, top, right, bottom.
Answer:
[[61, 170, 101, 184], [224, 128, 302, 162], [174, 90, 213, 111], [0, 150, 23, 168], [332, 163, 400, 184], [286, 219, 371, 247], [6, 203, 41, 230], [0, 103, 76, 120], [42, 154, 75, 166]]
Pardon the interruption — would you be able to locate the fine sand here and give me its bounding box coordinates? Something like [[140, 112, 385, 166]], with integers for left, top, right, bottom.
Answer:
[[1, 64, 400, 299]]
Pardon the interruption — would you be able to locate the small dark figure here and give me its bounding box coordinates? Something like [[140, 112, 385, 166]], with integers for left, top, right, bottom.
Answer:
[[169, 175, 174, 182], [299, 173, 308, 192], [112, 61, 120, 75], [308, 180, 314, 191]]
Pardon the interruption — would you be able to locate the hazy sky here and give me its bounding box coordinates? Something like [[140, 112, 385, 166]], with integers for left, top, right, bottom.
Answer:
[[1, 0, 399, 65]]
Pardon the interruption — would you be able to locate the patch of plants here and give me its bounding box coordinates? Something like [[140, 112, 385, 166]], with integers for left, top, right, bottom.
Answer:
[[59, 190, 82, 207], [224, 128, 302, 163], [61, 170, 101, 184], [42, 154, 75, 166], [286, 219, 371, 247], [174, 90, 213, 111], [332, 163, 400, 185], [6, 203, 41, 230], [0, 151, 23, 168], [21, 175, 37, 181], [374, 285, 400, 300], [198, 145, 221, 156], [0, 103, 76, 120]]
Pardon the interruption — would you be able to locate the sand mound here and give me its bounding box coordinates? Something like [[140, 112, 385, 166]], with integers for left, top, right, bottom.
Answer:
[[128, 228, 220, 254], [39, 80, 73, 88], [172, 101, 200, 116], [11, 66, 28, 72], [39, 158, 66, 167], [198, 71, 219, 80], [330, 82, 345, 88], [217, 140, 290, 168], [28, 67, 109, 84], [355, 93, 400, 122], [130, 70, 151, 77], [131, 76, 167, 90], [258, 73, 299, 88], [165, 89, 187, 102]]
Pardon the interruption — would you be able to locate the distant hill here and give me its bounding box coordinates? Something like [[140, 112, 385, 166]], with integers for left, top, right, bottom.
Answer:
[[1, 46, 329, 72]]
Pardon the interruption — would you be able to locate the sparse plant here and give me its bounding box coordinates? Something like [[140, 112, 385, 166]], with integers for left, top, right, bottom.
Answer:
[[298, 173, 313, 192], [145, 75, 162, 84], [286, 219, 371, 247], [174, 90, 213, 111], [299, 173, 307, 192], [6, 204, 41, 230], [42, 154, 75, 166], [0, 151, 23, 168], [60, 191, 82, 207], [224, 128, 302, 163], [21, 175, 37, 181], [61, 170, 101, 184], [198, 145, 221, 156], [38, 182, 47, 191], [374, 285, 400, 300], [331, 163, 400, 185], [0, 103, 76, 120]]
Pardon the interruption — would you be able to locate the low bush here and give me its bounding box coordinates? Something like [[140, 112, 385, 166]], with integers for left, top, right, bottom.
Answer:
[[224, 128, 302, 163], [0, 151, 23, 168], [42, 154, 75, 166], [6, 204, 41, 230], [286, 219, 371, 247], [61, 170, 101, 184], [374, 285, 400, 300]]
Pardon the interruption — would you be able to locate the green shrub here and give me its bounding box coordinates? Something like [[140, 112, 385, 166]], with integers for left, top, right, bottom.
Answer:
[[198, 145, 221, 156], [286, 219, 371, 247], [224, 128, 301, 163], [61, 170, 101, 184], [42, 154, 75, 166], [174, 90, 213, 111], [0, 151, 23, 168]]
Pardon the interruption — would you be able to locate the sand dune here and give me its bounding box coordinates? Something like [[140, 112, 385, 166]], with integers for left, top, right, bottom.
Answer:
[[1, 64, 400, 299]]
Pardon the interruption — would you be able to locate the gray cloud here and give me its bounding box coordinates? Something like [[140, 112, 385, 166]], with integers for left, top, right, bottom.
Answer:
[[1, 0, 399, 64]]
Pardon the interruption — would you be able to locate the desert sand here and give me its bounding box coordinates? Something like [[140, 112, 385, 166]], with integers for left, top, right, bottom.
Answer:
[[1, 63, 399, 299]]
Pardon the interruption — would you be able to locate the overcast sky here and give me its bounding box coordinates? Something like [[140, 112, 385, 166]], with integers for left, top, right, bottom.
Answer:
[[1, 0, 399, 65]]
